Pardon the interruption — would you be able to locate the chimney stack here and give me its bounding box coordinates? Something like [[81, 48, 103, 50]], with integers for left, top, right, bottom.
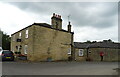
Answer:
[[68, 21, 71, 32], [51, 13, 62, 29]]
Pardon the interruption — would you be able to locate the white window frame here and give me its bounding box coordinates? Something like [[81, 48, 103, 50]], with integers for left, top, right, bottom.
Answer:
[[78, 49, 84, 56], [25, 29, 28, 38], [68, 48, 71, 55], [24, 45, 28, 54], [17, 46, 20, 52], [19, 32, 22, 39]]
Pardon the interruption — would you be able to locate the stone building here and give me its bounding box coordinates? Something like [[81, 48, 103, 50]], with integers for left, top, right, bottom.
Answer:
[[74, 40, 120, 61], [11, 13, 74, 61]]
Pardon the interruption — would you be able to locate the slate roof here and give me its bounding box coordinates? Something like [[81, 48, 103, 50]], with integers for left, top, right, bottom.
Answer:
[[11, 23, 74, 36], [74, 42, 120, 49], [32, 23, 74, 34], [32, 23, 52, 28], [74, 42, 90, 49]]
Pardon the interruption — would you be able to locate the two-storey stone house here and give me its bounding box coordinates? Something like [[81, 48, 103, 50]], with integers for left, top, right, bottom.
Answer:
[[11, 13, 74, 61]]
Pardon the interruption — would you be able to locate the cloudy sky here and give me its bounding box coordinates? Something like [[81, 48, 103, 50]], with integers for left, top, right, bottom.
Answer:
[[0, 1, 119, 42]]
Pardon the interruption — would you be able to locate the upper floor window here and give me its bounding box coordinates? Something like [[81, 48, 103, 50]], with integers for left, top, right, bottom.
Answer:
[[25, 29, 28, 38], [19, 32, 21, 39]]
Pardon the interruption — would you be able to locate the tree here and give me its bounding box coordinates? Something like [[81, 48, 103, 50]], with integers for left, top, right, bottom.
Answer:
[[108, 39, 112, 42], [85, 40, 91, 43], [92, 41, 97, 43], [0, 30, 11, 50]]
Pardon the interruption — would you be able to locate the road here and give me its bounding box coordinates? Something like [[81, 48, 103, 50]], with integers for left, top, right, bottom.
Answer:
[[2, 61, 119, 75]]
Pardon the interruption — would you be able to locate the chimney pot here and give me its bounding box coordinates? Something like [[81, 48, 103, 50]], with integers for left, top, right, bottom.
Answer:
[[53, 13, 55, 17], [53, 13, 55, 15], [57, 15, 59, 18], [69, 21, 70, 25], [55, 14, 57, 17], [58, 15, 60, 18], [60, 15, 61, 18]]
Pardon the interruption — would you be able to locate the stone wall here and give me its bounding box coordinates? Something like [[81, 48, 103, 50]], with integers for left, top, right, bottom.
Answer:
[[75, 47, 119, 61], [74, 48, 87, 61], [88, 48, 119, 61], [28, 25, 72, 61]]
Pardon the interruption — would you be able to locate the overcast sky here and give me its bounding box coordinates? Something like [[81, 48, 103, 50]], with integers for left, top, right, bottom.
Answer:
[[0, 2, 118, 42]]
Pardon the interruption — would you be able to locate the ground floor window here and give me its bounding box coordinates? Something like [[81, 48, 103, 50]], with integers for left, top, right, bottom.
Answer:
[[68, 48, 71, 55], [79, 49, 84, 56], [24, 45, 28, 54]]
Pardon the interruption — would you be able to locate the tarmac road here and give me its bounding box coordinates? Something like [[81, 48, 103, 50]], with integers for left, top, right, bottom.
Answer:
[[1, 61, 119, 75]]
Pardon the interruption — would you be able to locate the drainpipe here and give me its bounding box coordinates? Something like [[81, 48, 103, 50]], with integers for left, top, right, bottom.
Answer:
[[86, 44, 91, 60], [71, 32, 74, 61], [86, 47, 89, 58]]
